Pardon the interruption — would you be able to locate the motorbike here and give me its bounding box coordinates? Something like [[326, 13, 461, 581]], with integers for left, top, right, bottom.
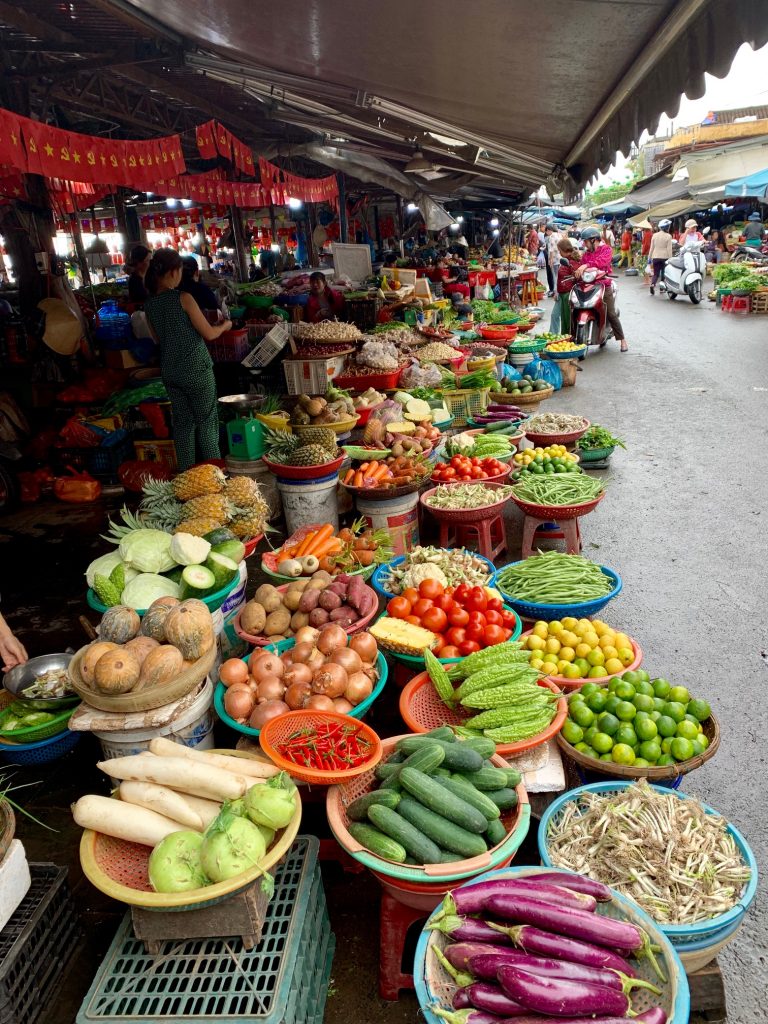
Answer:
[[731, 243, 768, 264], [660, 241, 706, 304], [569, 268, 617, 349]]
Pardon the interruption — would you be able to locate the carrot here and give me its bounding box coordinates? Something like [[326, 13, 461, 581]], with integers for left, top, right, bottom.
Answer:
[[305, 523, 334, 556], [343, 469, 354, 485], [294, 530, 319, 557], [312, 535, 342, 559], [324, 537, 343, 555], [358, 462, 370, 473], [353, 470, 365, 487], [370, 463, 388, 482]]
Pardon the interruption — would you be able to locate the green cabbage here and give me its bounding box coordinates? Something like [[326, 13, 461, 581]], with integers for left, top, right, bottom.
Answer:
[[119, 529, 177, 573], [148, 831, 208, 893], [169, 533, 211, 566], [244, 773, 297, 831], [200, 810, 266, 882], [121, 573, 180, 609]]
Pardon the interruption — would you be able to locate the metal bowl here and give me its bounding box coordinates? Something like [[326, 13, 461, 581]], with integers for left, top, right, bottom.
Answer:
[[3, 653, 79, 710], [217, 393, 266, 414]]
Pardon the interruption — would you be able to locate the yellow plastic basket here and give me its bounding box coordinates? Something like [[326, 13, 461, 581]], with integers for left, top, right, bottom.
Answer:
[[441, 387, 490, 427]]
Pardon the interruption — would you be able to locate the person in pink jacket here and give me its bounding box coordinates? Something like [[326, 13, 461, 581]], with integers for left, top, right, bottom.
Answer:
[[574, 227, 628, 352]]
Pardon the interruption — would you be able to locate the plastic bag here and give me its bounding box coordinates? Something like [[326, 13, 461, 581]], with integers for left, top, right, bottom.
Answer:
[[400, 358, 443, 389], [500, 363, 521, 382], [53, 468, 102, 503], [524, 357, 562, 391]]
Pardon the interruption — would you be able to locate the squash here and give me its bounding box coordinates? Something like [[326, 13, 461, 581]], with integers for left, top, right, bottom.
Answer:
[[152, 596, 180, 609], [163, 599, 214, 661], [124, 635, 160, 666], [135, 645, 184, 690], [140, 602, 174, 642], [93, 648, 141, 694], [80, 641, 118, 686], [99, 605, 141, 645]]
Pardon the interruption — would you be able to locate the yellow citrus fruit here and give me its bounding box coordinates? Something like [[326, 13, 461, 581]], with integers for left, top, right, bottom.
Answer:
[[604, 658, 624, 674], [533, 622, 549, 639], [588, 665, 608, 678], [575, 643, 592, 659], [614, 633, 631, 650], [560, 630, 579, 648], [617, 647, 634, 665], [559, 646, 576, 663], [564, 663, 582, 679], [582, 632, 600, 649], [586, 649, 605, 667], [530, 658, 544, 670], [599, 635, 616, 650], [556, 660, 569, 674], [602, 645, 618, 660], [578, 618, 593, 630], [592, 621, 609, 637], [527, 635, 545, 652], [561, 617, 578, 630], [545, 637, 561, 655]]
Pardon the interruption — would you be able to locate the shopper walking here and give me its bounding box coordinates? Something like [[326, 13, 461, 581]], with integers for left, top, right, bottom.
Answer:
[[525, 225, 540, 257], [126, 244, 151, 303], [143, 249, 231, 472], [576, 227, 628, 351], [742, 212, 765, 248], [543, 225, 561, 297], [616, 224, 633, 268], [551, 237, 582, 334], [647, 219, 674, 295]]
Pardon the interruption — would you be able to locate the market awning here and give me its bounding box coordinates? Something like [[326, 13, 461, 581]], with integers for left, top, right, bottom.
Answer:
[[675, 139, 768, 190], [592, 198, 646, 217], [725, 167, 768, 199], [631, 198, 707, 223]]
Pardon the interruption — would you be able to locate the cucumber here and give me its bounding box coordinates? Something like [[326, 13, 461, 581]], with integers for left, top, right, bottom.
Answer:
[[203, 527, 238, 546], [348, 822, 407, 862], [484, 817, 507, 846], [459, 736, 497, 759], [439, 849, 461, 863], [165, 566, 184, 585], [424, 727, 456, 742], [397, 736, 484, 773], [486, 787, 519, 811], [432, 767, 452, 778], [394, 729, 453, 753], [367, 805, 442, 864], [377, 743, 445, 785], [346, 790, 401, 822], [458, 766, 510, 791], [205, 551, 238, 589], [398, 768, 488, 834], [181, 564, 216, 592], [440, 775, 501, 820], [397, 797, 488, 858], [483, 760, 522, 788], [212, 538, 246, 564]]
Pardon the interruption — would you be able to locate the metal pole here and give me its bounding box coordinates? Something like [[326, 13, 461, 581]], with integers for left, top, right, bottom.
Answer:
[[228, 204, 249, 282], [337, 173, 348, 243]]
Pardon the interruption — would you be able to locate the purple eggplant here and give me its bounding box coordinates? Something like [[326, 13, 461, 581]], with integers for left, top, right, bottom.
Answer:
[[486, 893, 643, 952], [452, 988, 473, 1010], [445, 943, 510, 970], [489, 1018, 660, 1024], [440, 879, 596, 919], [465, 982, 529, 1016], [495, 924, 639, 977], [429, 915, 512, 945], [635, 1010, 668, 1024], [469, 951, 660, 996], [431, 945, 474, 989], [533, 871, 612, 902], [497, 965, 631, 1017], [431, 1009, 503, 1024]]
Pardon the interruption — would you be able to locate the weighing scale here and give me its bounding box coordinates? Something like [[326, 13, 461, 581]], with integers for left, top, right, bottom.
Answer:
[[218, 392, 267, 459]]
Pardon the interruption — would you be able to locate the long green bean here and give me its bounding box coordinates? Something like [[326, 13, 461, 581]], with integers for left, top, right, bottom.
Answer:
[[496, 550, 613, 604], [512, 473, 604, 505]]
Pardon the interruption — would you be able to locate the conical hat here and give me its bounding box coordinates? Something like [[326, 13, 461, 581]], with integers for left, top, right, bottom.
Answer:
[[38, 298, 82, 355]]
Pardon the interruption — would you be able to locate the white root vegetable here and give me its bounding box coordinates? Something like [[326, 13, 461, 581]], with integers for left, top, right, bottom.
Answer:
[[148, 738, 277, 779], [97, 755, 248, 802], [73, 794, 181, 847], [180, 794, 224, 830], [118, 781, 203, 831]]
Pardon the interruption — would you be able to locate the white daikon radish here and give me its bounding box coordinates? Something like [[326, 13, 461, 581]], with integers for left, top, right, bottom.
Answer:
[[73, 794, 181, 847], [97, 755, 248, 801], [180, 794, 223, 830], [148, 738, 277, 779], [118, 782, 203, 831]]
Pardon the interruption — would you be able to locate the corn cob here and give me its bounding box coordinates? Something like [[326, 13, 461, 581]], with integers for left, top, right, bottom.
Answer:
[[462, 687, 556, 710], [424, 649, 455, 707], [448, 643, 528, 681], [454, 665, 540, 703]]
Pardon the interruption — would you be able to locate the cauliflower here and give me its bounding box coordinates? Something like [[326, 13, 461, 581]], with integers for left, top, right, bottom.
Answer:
[[400, 563, 448, 591]]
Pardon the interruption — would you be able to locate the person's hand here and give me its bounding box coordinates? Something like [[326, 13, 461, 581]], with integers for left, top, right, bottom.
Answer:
[[221, 319, 232, 332], [573, 265, 584, 279], [0, 628, 28, 672]]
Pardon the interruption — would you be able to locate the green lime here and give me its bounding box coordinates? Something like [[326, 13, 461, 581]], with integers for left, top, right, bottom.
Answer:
[[580, 682, 600, 698], [634, 680, 654, 697], [597, 712, 620, 737], [592, 732, 614, 754], [588, 666, 608, 679], [584, 726, 599, 746], [574, 741, 591, 753], [698, 734, 710, 751], [570, 704, 595, 728], [652, 697, 667, 712], [574, 658, 591, 677], [614, 681, 636, 701], [634, 757, 650, 768], [662, 702, 686, 724], [635, 717, 658, 742], [671, 737, 694, 762], [668, 685, 690, 704], [607, 677, 623, 693], [652, 678, 671, 698], [633, 710, 650, 722], [656, 754, 675, 766], [604, 695, 622, 716], [650, 711, 661, 722], [581, 747, 599, 760], [690, 739, 705, 756], [621, 670, 641, 686], [561, 719, 584, 744], [587, 690, 608, 713], [687, 698, 711, 722], [635, 669, 650, 683], [632, 694, 654, 714], [600, 752, 614, 761], [676, 720, 699, 741], [657, 715, 678, 738], [661, 737, 674, 754], [611, 743, 636, 766], [639, 739, 662, 762], [615, 724, 638, 747], [616, 700, 637, 722]]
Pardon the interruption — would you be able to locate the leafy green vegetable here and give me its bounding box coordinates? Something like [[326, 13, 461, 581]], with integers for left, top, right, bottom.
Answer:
[[578, 425, 626, 451], [119, 528, 177, 573]]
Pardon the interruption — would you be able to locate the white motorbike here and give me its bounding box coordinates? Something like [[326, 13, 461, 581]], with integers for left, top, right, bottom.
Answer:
[[660, 241, 706, 304]]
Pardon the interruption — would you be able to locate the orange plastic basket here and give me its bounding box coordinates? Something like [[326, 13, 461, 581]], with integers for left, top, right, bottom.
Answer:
[[259, 711, 383, 785], [399, 673, 566, 755], [520, 628, 643, 690]]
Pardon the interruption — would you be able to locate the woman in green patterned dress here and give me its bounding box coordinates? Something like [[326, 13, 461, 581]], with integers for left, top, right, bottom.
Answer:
[[144, 249, 231, 471]]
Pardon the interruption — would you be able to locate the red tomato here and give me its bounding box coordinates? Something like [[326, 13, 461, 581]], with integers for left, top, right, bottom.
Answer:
[[447, 607, 469, 627], [453, 584, 471, 602], [431, 634, 446, 653], [483, 624, 507, 646], [439, 645, 461, 659], [422, 607, 448, 633], [464, 587, 488, 613], [484, 609, 503, 626], [433, 594, 455, 612], [467, 611, 487, 628], [458, 640, 481, 656], [402, 587, 420, 606], [412, 598, 434, 618], [443, 467, 456, 478], [501, 610, 517, 628], [501, 627, 513, 640], [465, 622, 486, 644], [486, 597, 503, 612], [387, 597, 411, 619], [445, 626, 467, 647], [418, 578, 445, 600], [405, 615, 422, 626], [434, 462, 447, 471]]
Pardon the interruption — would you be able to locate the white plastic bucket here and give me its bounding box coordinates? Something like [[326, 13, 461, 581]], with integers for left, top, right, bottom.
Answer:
[[356, 491, 419, 557], [220, 560, 248, 619], [225, 455, 281, 520], [92, 678, 215, 759], [277, 475, 339, 534]]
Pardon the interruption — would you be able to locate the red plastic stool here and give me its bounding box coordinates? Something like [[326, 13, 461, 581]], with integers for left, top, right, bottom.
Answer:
[[521, 515, 581, 558], [721, 293, 733, 311], [378, 889, 428, 1000], [438, 514, 506, 561], [731, 294, 751, 315]]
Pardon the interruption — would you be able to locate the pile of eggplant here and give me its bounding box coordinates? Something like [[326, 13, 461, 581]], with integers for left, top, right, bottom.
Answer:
[[471, 406, 527, 426], [427, 871, 671, 1024]]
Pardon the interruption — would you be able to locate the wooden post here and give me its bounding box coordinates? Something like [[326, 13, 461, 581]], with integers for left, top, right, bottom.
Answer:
[[67, 206, 91, 288], [337, 174, 348, 243], [373, 204, 382, 251], [228, 204, 249, 282]]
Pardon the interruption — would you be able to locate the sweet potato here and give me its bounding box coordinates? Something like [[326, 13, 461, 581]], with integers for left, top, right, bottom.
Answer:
[[318, 590, 342, 611], [327, 581, 348, 598], [309, 607, 330, 627], [329, 608, 356, 626], [299, 588, 321, 613]]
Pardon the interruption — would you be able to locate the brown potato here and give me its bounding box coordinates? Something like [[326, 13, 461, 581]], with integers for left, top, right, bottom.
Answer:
[[254, 584, 282, 613], [264, 607, 291, 636], [240, 600, 267, 635]]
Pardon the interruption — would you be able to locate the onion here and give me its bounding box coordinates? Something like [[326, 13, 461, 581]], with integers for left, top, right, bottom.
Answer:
[[283, 663, 312, 687], [361, 663, 379, 682], [294, 626, 320, 646], [224, 687, 255, 721], [306, 694, 335, 712], [317, 624, 347, 656], [345, 671, 373, 706], [285, 682, 311, 710], [256, 675, 286, 703], [349, 632, 377, 663], [332, 698, 354, 715], [291, 641, 315, 664], [228, 681, 253, 697], [329, 647, 363, 676], [280, 650, 294, 668], [250, 651, 284, 680], [311, 662, 348, 697], [249, 700, 289, 729], [219, 658, 250, 688]]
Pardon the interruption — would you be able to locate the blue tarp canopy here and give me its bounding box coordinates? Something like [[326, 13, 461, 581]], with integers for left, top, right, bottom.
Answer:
[[725, 168, 768, 200]]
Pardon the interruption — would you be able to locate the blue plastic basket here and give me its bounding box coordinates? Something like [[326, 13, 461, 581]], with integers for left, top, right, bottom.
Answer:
[[214, 649, 389, 738], [0, 729, 81, 766], [371, 550, 496, 600], [491, 562, 622, 621], [538, 782, 759, 947]]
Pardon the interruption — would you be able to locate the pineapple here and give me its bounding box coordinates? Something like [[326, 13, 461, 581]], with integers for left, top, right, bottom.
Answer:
[[139, 479, 183, 530], [284, 444, 333, 467], [179, 494, 232, 523], [369, 618, 439, 655], [171, 464, 226, 501], [174, 516, 221, 537], [296, 427, 337, 454], [225, 475, 262, 507], [263, 428, 299, 464], [229, 511, 267, 540]]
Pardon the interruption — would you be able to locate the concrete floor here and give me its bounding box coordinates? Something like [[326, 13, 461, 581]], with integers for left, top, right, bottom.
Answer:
[[1, 274, 766, 1022]]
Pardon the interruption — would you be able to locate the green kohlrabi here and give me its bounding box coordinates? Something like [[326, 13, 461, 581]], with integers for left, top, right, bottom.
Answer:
[[148, 831, 208, 893], [244, 772, 297, 831], [200, 809, 267, 883]]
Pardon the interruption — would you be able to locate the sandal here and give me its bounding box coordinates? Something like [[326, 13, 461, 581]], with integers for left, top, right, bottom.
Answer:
[[620, 341, 629, 352]]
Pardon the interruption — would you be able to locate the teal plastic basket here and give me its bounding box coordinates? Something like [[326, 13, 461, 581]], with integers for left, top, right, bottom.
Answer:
[[371, 550, 496, 599], [86, 572, 240, 615]]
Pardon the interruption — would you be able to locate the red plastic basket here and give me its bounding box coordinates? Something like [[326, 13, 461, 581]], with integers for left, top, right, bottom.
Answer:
[[333, 369, 403, 390], [259, 711, 383, 785], [520, 628, 643, 690], [234, 581, 379, 646], [524, 418, 590, 446], [353, 403, 384, 426], [509, 488, 605, 521], [420, 481, 512, 523], [479, 325, 519, 340], [261, 454, 343, 480], [399, 674, 566, 755]]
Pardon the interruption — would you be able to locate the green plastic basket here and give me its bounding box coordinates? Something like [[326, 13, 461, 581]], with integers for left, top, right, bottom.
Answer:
[[0, 697, 76, 743]]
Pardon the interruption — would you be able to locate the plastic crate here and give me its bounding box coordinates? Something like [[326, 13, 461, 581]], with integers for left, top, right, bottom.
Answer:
[[440, 386, 490, 427], [346, 296, 382, 331], [133, 439, 178, 472], [77, 836, 336, 1024], [86, 431, 134, 480], [750, 290, 768, 314], [0, 863, 80, 1024], [207, 328, 250, 363], [283, 354, 347, 395], [243, 323, 290, 369]]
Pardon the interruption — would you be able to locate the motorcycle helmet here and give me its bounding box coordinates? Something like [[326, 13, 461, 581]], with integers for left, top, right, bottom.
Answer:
[[748, 212, 762, 222], [580, 227, 601, 241], [684, 219, 698, 229], [658, 219, 672, 230]]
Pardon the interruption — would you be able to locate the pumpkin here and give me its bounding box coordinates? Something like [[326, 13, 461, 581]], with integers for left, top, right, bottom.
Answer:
[[93, 648, 141, 694], [140, 603, 174, 642], [99, 605, 141, 645], [163, 599, 214, 661], [124, 635, 160, 666], [135, 645, 184, 690], [80, 641, 118, 686], [152, 596, 180, 608]]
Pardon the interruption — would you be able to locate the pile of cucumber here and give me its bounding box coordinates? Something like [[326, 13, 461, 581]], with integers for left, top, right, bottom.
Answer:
[[345, 729, 521, 864]]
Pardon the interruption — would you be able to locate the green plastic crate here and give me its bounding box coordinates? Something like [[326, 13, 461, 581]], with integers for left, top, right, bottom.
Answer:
[[76, 837, 334, 1024]]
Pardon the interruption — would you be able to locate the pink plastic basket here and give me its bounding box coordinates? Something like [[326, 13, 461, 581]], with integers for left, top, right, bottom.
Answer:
[[524, 418, 590, 446], [234, 581, 379, 646], [420, 481, 512, 523], [520, 627, 644, 690], [509, 488, 605, 521]]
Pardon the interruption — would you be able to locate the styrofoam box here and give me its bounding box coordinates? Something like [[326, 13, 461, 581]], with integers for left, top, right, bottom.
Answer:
[[0, 841, 31, 933]]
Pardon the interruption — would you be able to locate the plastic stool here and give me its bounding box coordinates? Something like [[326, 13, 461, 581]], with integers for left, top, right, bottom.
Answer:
[[721, 293, 733, 312], [438, 513, 506, 561], [378, 889, 428, 999], [521, 515, 581, 558], [731, 294, 751, 315]]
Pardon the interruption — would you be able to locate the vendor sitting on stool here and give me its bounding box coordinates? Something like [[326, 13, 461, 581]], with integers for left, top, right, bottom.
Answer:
[[306, 272, 345, 322]]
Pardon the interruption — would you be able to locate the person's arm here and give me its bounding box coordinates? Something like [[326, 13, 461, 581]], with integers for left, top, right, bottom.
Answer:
[[179, 292, 230, 341], [0, 613, 27, 671]]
